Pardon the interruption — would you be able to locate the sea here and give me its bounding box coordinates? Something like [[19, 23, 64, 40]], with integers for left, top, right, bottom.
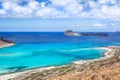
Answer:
[[0, 32, 120, 74]]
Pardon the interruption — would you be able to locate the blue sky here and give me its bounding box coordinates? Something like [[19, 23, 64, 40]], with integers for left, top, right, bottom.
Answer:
[[0, 0, 120, 32]]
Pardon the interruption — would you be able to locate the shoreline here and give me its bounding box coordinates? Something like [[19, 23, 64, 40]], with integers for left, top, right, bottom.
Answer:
[[73, 46, 114, 64], [0, 66, 55, 80], [0, 43, 14, 49], [0, 46, 117, 80]]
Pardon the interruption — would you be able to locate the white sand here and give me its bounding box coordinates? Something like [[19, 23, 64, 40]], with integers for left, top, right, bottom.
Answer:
[[0, 43, 14, 48], [73, 47, 113, 64], [0, 66, 55, 80]]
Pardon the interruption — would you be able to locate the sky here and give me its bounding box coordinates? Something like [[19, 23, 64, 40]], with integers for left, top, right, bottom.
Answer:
[[0, 0, 120, 32]]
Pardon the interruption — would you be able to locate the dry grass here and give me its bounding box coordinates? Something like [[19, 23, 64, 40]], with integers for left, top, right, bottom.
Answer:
[[50, 48, 120, 80]]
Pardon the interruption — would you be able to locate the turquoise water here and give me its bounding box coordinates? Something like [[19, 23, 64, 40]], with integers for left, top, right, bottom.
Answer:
[[0, 32, 120, 74], [0, 43, 105, 74]]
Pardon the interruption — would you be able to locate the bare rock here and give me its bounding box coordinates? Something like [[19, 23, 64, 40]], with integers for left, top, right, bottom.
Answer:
[[64, 30, 81, 36]]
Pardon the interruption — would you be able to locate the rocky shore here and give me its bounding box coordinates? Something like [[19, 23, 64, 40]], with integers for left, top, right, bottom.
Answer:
[[0, 36, 14, 48], [0, 46, 120, 80]]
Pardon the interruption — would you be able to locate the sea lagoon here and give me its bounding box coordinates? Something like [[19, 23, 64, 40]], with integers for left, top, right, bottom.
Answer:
[[0, 32, 120, 74]]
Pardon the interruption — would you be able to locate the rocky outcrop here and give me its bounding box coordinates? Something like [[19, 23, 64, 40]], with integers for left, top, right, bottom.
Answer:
[[0, 36, 13, 43], [64, 30, 81, 36], [0, 36, 14, 48]]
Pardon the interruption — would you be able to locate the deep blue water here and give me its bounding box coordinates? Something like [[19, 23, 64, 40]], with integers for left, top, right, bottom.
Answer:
[[0, 32, 120, 74]]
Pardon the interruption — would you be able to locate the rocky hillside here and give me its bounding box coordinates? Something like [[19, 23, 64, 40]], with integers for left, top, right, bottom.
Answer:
[[50, 47, 120, 80]]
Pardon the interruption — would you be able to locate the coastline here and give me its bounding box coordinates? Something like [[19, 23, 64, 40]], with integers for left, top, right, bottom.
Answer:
[[0, 46, 118, 80], [0, 43, 14, 49], [0, 66, 55, 80], [73, 46, 114, 64]]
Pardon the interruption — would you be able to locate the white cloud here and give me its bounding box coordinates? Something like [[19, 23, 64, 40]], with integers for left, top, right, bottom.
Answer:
[[93, 23, 105, 27], [28, 1, 39, 9], [65, 1, 83, 15], [50, 0, 72, 6], [0, 0, 120, 21], [36, 7, 54, 17], [0, 9, 6, 15], [2, 1, 12, 10], [87, 1, 99, 8], [98, 0, 109, 4], [92, 23, 108, 29]]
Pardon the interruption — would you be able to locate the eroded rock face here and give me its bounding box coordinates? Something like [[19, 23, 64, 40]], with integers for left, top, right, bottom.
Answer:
[[64, 30, 81, 36]]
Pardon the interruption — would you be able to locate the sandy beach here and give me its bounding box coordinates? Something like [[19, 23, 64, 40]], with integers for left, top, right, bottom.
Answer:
[[0, 67, 55, 80], [0, 46, 119, 80], [73, 47, 114, 64], [0, 44, 14, 48], [0, 40, 14, 48]]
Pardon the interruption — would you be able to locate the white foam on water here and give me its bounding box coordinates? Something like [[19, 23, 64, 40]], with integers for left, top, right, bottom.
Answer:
[[58, 47, 101, 52]]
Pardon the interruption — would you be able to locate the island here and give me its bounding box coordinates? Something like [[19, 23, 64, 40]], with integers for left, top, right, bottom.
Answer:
[[0, 36, 14, 48], [64, 30, 108, 37], [81, 33, 109, 36], [116, 31, 120, 33], [64, 30, 81, 36]]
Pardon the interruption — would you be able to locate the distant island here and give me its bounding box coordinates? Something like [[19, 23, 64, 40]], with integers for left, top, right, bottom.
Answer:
[[64, 30, 108, 37], [0, 36, 14, 48], [116, 31, 120, 33], [64, 30, 81, 36]]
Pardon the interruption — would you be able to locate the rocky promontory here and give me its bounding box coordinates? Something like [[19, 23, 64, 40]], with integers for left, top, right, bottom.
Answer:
[[0, 36, 14, 48]]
